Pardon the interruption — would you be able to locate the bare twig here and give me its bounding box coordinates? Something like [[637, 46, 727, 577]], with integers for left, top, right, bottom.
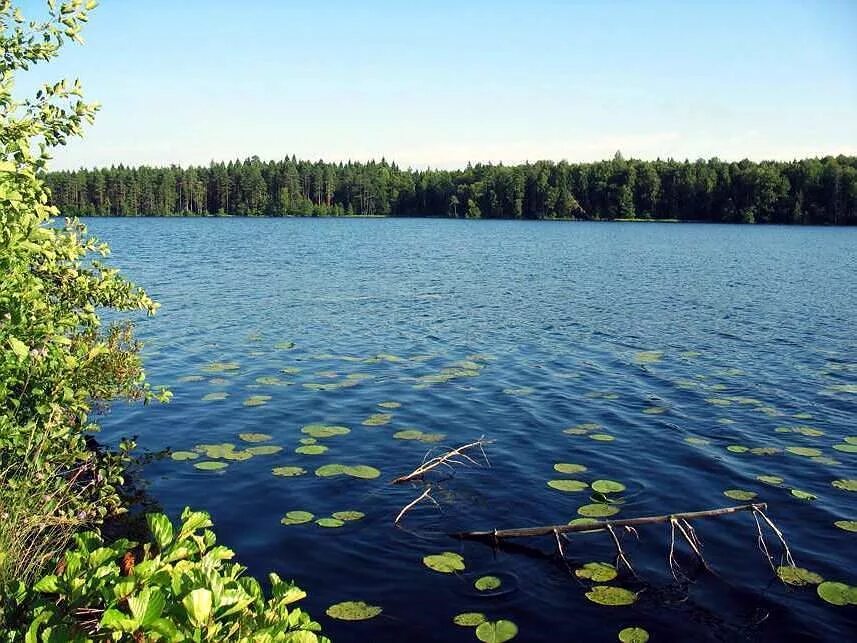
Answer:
[[394, 486, 437, 524], [392, 438, 491, 484], [606, 523, 637, 577]]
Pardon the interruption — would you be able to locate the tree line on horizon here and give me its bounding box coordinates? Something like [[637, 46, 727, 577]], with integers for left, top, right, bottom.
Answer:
[[44, 153, 857, 225]]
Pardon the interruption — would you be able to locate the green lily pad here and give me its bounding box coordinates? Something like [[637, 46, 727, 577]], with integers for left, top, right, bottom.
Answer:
[[316, 517, 345, 528], [301, 424, 350, 438], [777, 565, 824, 586], [575, 562, 617, 582], [817, 581, 857, 606], [346, 465, 381, 479], [170, 451, 199, 461], [475, 620, 518, 643], [209, 377, 230, 386], [393, 429, 424, 440], [474, 575, 502, 591], [281, 366, 302, 374], [202, 361, 240, 373], [295, 445, 328, 455], [453, 612, 486, 627], [578, 504, 620, 518], [194, 443, 236, 459], [832, 479, 857, 492], [332, 511, 365, 521], [568, 518, 601, 529], [585, 585, 637, 606], [378, 401, 401, 409], [325, 601, 382, 621], [178, 375, 206, 383], [362, 413, 392, 426], [723, 489, 757, 501], [618, 627, 650, 643], [554, 463, 587, 474], [590, 434, 615, 442], [793, 426, 825, 437], [727, 445, 749, 453], [299, 437, 317, 445], [685, 437, 710, 446], [280, 511, 314, 525], [245, 445, 282, 456], [255, 376, 283, 386], [275, 341, 296, 350], [222, 450, 253, 461], [833, 443, 857, 453], [845, 436, 857, 445], [591, 480, 626, 494], [790, 489, 817, 501], [633, 351, 663, 364], [272, 466, 306, 477], [786, 446, 822, 457], [243, 395, 271, 407], [750, 447, 781, 456], [194, 461, 228, 471], [548, 480, 589, 492], [833, 520, 857, 532], [642, 406, 667, 415], [201, 392, 229, 401], [564, 423, 600, 435], [423, 551, 465, 573], [756, 475, 784, 485], [239, 433, 272, 443], [706, 398, 732, 406]]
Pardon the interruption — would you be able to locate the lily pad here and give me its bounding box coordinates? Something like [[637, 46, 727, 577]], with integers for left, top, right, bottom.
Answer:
[[275, 341, 296, 350], [194, 461, 228, 471], [453, 612, 486, 627], [301, 424, 350, 438], [299, 437, 317, 445], [750, 447, 781, 456], [790, 489, 817, 501], [423, 551, 465, 573], [295, 445, 328, 455], [832, 479, 857, 492], [548, 480, 589, 492], [727, 445, 749, 453], [723, 489, 757, 501], [393, 429, 424, 440], [833, 443, 857, 453], [554, 463, 587, 475], [475, 620, 518, 643], [578, 504, 620, 518], [316, 517, 345, 528], [239, 433, 272, 443], [575, 562, 617, 582], [332, 511, 365, 521], [642, 406, 667, 415], [362, 413, 392, 426], [474, 575, 502, 591], [786, 446, 822, 457], [314, 464, 380, 479], [817, 581, 857, 606], [585, 585, 637, 606], [685, 437, 710, 446], [243, 395, 271, 407], [170, 451, 199, 461], [222, 450, 253, 461], [246, 445, 282, 456], [756, 475, 784, 485], [378, 401, 401, 409], [280, 366, 302, 374], [202, 392, 229, 401], [833, 520, 857, 532], [777, 565, 823, 586], [202, 361, 240, 373], [619, 627, 650, 643], [325, 601, 382, 621], [591, 480, 626, 494], [568, 518, 601, 529], [280, 511, 314, 526], [633, 351, 663, 364], [590, 434, 615, 442], [272, 466, 306, 477], [178, 375, 206, 383]]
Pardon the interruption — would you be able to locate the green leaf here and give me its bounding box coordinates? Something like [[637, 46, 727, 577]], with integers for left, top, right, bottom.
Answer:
[[32, 575, 60, 593], [8, 336, 29, 360], [128, 587, 165, 627], [281, 511, 314, 526], [575, 562, 618, 582], [146, 513, 174, 550], [453, 612, 486, 627], [475, 619, 518, 642], [817, 581, 857, 606], [182, 588, 213, 627], [325, 600, 382, 621], [832, 479, 857, 492], [547, 479, 588, 492], [585, 585, 638, 606], [723, 489, 757, 501], [618, 627, 650, 643], [474, 575, 502, 591], [777, 565, 823, 586], [423, 551, 465, 573], [591, 480, 626, 494]]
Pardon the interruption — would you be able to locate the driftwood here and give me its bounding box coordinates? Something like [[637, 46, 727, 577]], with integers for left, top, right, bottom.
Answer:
[[391, 437, 490, 484]]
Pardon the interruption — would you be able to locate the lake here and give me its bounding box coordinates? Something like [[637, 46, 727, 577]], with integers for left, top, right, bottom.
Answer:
[[87, 217, 857, 641]]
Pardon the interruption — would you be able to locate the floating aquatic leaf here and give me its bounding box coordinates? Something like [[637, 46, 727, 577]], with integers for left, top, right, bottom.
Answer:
[[171, 451, 199, 461], [777, 566, 823, 586], [833, 520, 857, 532], [418, 432, 446, 443], [295, 445, 328, 455], [578, 504, 619, 518], [727, 445, 749, 453], [243, 395, 271, 407], [679, 351, 700, 358], [347, 465, 381, 479], [453, 612, 486, 627], [718, 418, 736, 425], [332, 511, 364, 521], [833, 443, 857, 453], [275, 341, 296, 350], [811, 455, 840, 466], [793, 412, 813, 420], [618, 627, 650, 643], [280, 511, 314, 526], [633, 351, 663, 364], [554, 463, 587, 474], [567, 518, 601, 529], [750, 447, 780, 456], [194, 443, 236, 459], [706, 398, 732, 406], [178, 375, 206, 383], [315, 464, 347, 477], [393, 429, 424, 441], [378, 401, 401, 409], [474, 575, 502, 591], [202, 361, 240, 373], [423, 552, 465, 573], [239, 433, 272, 443], [325, 601, 382, 621], [301, 424, 350, 438], [832, 479, 857, 492], [756, 475, 784, 485], [280, 366, 302, 374], [316, 517, 345, 528], [845, 437, 857, 445], [548, 480, 588, 492], [793, 426, 825, 437], [786, 446, 822, 457], [825, 384, 857, 394], [591, 480, 626, 494], [475, 620, 518, 643], [194, 461, 227, 471], [585, 585, 637, 606], [245, 445, 282, 456], [563, 423, 600, 435], [209, 377, 230, 385], [201, 392, 229, 401], [723, 489, 756, 501], [817, 581, 857, 605], [503, 387, 535, 396], [642, 406, 667, 415], [272, 466, 306, 477], [222, 450, 253, 461], [255, 376, 283, 386], [299, 437, 317, 445], [790, 489, 817, 501], [575, 562, 617, 582], [362, 413, 392, 426], [590, 434, 615, 442], [685, 437, 710, 446]]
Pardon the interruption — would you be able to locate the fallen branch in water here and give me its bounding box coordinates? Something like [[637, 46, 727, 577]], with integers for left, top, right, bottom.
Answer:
[[391, 437, 491, 484], [394, 486, 438, 524]]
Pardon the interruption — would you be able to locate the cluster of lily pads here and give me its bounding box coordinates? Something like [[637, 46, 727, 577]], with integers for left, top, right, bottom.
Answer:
[[281, 510, 365, 529], [171, 433, 284, 470], [414, 358, 489, 388], [563, 422, 615, 442], [775, 565, 857, 607], [547, 463, 627, 519]]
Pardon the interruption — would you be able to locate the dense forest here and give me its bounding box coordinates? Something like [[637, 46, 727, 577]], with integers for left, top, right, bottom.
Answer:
[[44, 153, 857, 225]]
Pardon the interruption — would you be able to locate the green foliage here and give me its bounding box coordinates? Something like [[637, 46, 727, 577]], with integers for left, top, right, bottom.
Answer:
[[2, 507, 328, 641]]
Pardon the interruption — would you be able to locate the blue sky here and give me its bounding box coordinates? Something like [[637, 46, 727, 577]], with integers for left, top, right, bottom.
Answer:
[[19, 0, 857, 169]]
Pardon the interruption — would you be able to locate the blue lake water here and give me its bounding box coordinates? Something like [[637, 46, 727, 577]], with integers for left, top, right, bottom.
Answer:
[[87, 217, 857, 641]]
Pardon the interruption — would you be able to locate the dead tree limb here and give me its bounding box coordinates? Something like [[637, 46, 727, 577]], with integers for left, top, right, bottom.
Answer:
[[394, 486, 437, 524], [452, 503, 766, 541], [392, 438, 491, 484]]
